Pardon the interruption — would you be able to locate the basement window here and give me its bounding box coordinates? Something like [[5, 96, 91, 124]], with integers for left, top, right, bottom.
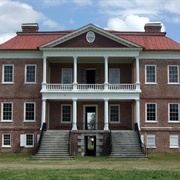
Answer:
[[2, 134, 11, 147], [170, 134, 179, 148], [147, 134, 156, 148], [20, 134, 34, 147]]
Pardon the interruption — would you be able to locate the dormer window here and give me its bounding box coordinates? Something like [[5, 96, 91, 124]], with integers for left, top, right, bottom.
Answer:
[[86, 31, 95, 43]]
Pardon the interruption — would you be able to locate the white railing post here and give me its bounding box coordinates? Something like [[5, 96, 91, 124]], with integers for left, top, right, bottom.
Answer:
[[104, 57, 109, 90], [72, 99, 78, 130], [104, 99, 109, 130], [73, 56, 78, 91], [42, 56, 47, 90]]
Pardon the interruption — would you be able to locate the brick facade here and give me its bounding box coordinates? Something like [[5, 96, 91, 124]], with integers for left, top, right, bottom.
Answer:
[[0, 23, 180, 155]]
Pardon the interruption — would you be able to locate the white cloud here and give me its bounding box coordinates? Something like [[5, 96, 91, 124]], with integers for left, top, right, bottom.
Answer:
[[0, 0, 61, 43], [105, 15, 150, 31], [0, 32, 16, 44], [73, 0, 92, 6], [42, 0, 67, 6]]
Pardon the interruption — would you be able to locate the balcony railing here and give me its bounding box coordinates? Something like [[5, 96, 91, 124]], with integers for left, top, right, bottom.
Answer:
[[45, 83, 136, 91]]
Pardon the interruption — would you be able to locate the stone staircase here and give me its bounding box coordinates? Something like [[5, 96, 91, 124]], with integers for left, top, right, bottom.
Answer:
[[109, 130, 147, 158], [34, 130, 72, 159]]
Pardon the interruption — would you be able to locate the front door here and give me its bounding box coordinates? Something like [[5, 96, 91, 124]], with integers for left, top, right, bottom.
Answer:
[[85, 106, 96, 130]]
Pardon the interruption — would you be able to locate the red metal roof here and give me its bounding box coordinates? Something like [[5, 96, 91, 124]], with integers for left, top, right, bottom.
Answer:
[[0, 31, 180, 51]]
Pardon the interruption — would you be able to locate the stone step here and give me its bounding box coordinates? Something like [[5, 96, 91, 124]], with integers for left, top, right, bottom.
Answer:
[[109, 130, 146, 159]]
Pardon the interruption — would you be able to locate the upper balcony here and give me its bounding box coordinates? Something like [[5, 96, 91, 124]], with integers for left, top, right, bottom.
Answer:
[[41, 56, 141, 100]]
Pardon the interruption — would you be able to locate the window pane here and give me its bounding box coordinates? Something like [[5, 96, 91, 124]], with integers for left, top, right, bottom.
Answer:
[[3, 134, 11, 146], [25, 103, 35, 121], [146, 104, 156, 121], [3, 103, 12, 120], [26, 65, 35, 82], [169, 66, 178, 83], [146, 66, 155, 83], [110, 105, 119, 122], [26, 134, 33, 146], [62, 69, 72, 84], [4, 65, 13, 82], [169, 104, 179, 121], [62, 106, 71, 122], [109, 69, 120, 84]]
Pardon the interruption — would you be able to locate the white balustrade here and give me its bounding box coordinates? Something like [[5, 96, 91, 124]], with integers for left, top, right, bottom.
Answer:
[[46, 83, 136, 91]]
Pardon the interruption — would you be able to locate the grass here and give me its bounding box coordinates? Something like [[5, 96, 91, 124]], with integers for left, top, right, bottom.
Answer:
[[0, 154, 180, 179]]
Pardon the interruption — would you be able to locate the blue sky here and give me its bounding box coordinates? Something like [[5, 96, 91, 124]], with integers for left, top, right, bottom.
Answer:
[[0, 0, 180, 43]]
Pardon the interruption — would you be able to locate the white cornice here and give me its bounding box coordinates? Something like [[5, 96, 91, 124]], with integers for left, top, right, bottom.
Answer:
[[0, 50, 42, 59], [40, 24, 142, 49], [42, 48, 141, 57], [140, 51, 180, 59]]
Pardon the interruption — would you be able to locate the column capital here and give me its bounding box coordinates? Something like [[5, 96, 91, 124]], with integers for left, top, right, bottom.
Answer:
[[73, 56, 77, 59], [104, 56, 109, 59]]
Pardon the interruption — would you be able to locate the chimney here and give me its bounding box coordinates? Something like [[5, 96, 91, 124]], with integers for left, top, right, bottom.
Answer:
[[144, 23, 162, 33], [21, 23, 39, 33]]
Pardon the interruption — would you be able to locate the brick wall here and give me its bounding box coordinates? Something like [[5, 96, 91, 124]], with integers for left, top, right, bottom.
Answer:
[[0, 59, 42, 153]]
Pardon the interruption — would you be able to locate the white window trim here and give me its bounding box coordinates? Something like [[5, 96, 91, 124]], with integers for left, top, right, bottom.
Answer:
[[61, 104, 72, 123], [109, 68, 120, 84], [168, 65, 179, 84], [2, 64, 14, 84], [145, 65, 157, 84], [109, 104, 120, 123], [62, 68, 72, 84], [170, 134, 179, 148], [168, 103, 180, 123], [24, 102, 36, 122], [1, 102, 13, 122], [145, 103, 157, 123], [25, 64, 37, 84], [20, 134, 34, 147], [147, 134, 156, 148], [2, 134, 11, 148]]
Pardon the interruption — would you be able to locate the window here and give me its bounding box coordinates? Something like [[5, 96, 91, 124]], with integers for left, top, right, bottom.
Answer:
[[62, 68, 72, 84], [25, 65, 36, 83], [20, 134, 34, 147], [24, 102, 36, 121], [146, 103, 157, 122], [2, 134, 11, 147], [109, 69, 120, 84], [110, 105, 120, 123], [169, 103, 180, 122], [170, 135, 179, 148], [147, 134, 156, 148], [145, 65, 156, 83], [61, 105, 72, 123], [2, 65, 14, 83], [1, 102, 13, 121], [168, 65, 179, 83]]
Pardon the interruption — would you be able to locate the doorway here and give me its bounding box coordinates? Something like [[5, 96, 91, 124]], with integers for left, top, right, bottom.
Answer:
[[85, 136, 96, 156], [85, 106, 96, 130], [86, 70, 96, 84]]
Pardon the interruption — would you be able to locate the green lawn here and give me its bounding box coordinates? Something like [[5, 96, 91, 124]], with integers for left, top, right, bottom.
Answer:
[[0, 154, 180, 180]]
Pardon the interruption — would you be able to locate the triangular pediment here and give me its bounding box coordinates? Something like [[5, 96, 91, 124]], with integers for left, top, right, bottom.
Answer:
[[40, 24, 142, 49]]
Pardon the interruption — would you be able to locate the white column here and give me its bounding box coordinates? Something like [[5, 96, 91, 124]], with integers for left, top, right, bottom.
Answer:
[[41, 99, 46, 129], [73, 57, 77, 90], [104, 99, 109, 130], [42, 56, 47, 90], [136, 56, 140, 90], [72, 99, 77, 130], [104, 57, 109, 90], [136, 99, 140, 130]]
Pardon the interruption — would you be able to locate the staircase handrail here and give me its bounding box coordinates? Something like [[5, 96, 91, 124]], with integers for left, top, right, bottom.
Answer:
[[134, 123, 148, 156], [32, 123, 46, 155], [68, 129, 72, 156]]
